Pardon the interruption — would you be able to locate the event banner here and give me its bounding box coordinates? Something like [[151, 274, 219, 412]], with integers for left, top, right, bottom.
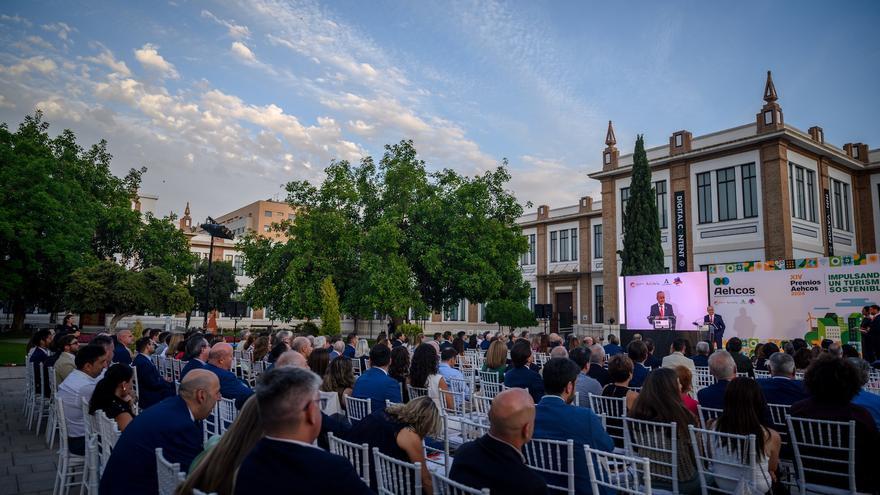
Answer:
[[707, 253, 880, 347], [623, 271, 709, 331]]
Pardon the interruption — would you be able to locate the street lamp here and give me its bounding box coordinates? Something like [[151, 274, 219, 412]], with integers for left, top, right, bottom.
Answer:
[[199, 217, 235, 329]]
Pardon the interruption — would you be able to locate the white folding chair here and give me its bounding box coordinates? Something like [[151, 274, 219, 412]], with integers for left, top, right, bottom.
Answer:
[[623, 417, 682, 494], [786, 416, 858, 495], [735, 372, 750, 378], [697, 405, 723, 429], [130, 364, 140, 404], [351, 358, 363, 377], [479, 381, 503, 399], [439, 388, 469, 417], [408, 385, 430, 401], [319, 390, 341, 415], [589, 394, 626, 446], [689, 425, 760, 495], [477, 370, 501, 385], [523, 437, 575, 494], [23, 355, 35, 418], [585, 445, 653, 495], [46, 365, 60, 448], [471, 394, 493, 418], [423, 414, 451, 475], [96, 410, 121, 475], [345, 395, 372, 423], [694, 370, 715, 391], [767, 403, 791, 446], [373, 447, 422, 495], [202, 403, 220, 443], [328, 432, 371, 484], [155, 447, 186, 495], [458, 415, 490, 443], [753, 369, 771, 379], [81, 397, 99, 494], [431, 471, 490, 494], [53, 398, 85, 495], [217, 397, 238, 434], [34, 363, 51, 433]]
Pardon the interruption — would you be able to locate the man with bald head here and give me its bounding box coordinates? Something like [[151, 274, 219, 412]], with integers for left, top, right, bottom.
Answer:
[[204, 342, 254, 409], [99, 369, 220, 495], [275, 349, 308, 369], [449, 388, 548, 494], [291, 336, 313, 359]]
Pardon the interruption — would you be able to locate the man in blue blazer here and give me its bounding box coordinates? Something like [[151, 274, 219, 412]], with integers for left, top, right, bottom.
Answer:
[[179, 335, 210, 380], [627, 340, 651, 388], [342, 332, 358, 359], [504, 340, 545, 404], [704, 306, 726, 350], [204, 342, 253, 409], [351, 344, 401, 412], [756, 352, 808, 406], [112, 330, 133, 365], [99, 370, 220, 495], [234, 367, 373, 494], [696, 350, 737, 409], [132, 337, 174, 409], [534, 358, 615, 495]]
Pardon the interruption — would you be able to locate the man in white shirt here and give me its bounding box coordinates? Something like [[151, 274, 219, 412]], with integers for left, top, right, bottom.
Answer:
[[438, 348, 471, 407], [57, 344, 109, 455], [662, 338, 697, 389]]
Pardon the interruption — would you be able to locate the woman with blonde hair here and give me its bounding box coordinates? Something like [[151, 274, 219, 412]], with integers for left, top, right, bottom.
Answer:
[[178, 396, 263, 494], [165, 334, 184, 359], [481, 340, 508, 382], [251, 335, 270, 362], [320, 356, 355, 410], [345, 396, 442, 494]]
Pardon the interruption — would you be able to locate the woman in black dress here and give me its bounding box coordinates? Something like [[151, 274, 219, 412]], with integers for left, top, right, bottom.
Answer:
[[88, 363, 136, 431]]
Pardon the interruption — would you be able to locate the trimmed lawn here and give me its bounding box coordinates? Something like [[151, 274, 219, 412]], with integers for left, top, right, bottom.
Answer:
[[0, 340, 27, 365]]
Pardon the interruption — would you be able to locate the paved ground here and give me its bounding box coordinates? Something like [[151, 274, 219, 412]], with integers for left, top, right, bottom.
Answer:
[[0, 366, 57, 495]]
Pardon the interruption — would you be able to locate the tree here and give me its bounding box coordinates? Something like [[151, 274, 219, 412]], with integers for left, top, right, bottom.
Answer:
[[484, 299, 538, 333], [66, 261, 193, 330], [618, 135, 665, 275], [127, 213, 197, 281], [190, 259, 238, 316], [320, 276, 341, 336]]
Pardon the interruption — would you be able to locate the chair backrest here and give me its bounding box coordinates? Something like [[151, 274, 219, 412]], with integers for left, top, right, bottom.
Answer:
[[351, 358, 363, 376], [735, 372, 750, 378], [431, 471, 490, 495], [202, 403, 220, 443], [217, 397, 238, 434], [130, 364, 140, 402], [522, 437, 575, 494], [55, 396, 71, 451], [588, 393, 626, 444], [584, 445, 653, 495], [471, 394, 493, 417], [155, 447, 186, 495], [477, 370, 500, 385], [344, 395, 372, 423], [695, 372, 715, 390], [479, 381, 503, 399], [328, 432, 370, 484], [688, 425, 759, 495], [96, 409, 121, 472], [407, 385, 430, 401], [373, 447, 422, 495], [786, 416, 857, 494], [458, 416, 490, 443], [439, 388, 468, 416], [319, 390, 341, 415], [753, 369, 771, 379], [697, 405, 723, 429], [767, 403, 791, 447], [171, 359, 184, 382], [48, 365, 58, 394], [623, 417, 680, 493]]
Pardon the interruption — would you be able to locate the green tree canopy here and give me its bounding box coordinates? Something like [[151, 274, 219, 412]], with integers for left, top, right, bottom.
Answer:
[[320, 276, 341, 336], [484, 299, 538, 332], [619, 135, 665, 275], [190, 259, 238, 315]]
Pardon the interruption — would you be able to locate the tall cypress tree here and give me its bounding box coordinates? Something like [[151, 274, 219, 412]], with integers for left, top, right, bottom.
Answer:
[[618, 135, 665, 275]]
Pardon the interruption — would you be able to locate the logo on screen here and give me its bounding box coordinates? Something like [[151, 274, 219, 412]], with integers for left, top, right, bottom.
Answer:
[[713, 276, 756, 296], [673, 277, 683, 286]]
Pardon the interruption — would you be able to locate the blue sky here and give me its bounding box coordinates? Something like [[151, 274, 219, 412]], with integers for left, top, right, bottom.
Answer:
[[1, 0, 878, 221]]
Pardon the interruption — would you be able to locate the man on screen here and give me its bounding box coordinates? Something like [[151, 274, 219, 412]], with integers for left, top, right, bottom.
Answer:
[[703, 306, 726, 350], [648, 291, 676, 329]]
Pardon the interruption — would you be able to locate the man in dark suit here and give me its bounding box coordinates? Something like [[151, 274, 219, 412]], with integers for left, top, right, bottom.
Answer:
[[504, 340, 544, 404], [204, 342, 254, 409], [132, 337, 174, 409], [99, 370, 220, 495], [627, 340, 651, 388], [439, 331, 453, 350], [112, 329, 133, 365], [587, 345, 611, 386], [391, 333, 405, 348], [342, 332, 358, 359], [697, 350, 736, 409], [450, 388, 548, 494], [648, 291, 676, 329], [534, 358, 614, 495], [29, 328, 53, 397], [351, 344, 402, 412], [234, 367, 373, 494], [756, 352, 808, 406], [726, 337, 754, 377], [180, 335, 210, 380], [703, 306, 726, 350]]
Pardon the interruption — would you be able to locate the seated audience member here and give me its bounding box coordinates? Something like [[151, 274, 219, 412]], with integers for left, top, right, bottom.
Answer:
[[627, 340, 651, 388], [346, 396, 442, 493], [663, 339, 697, 376], [449, 388, 548, 494], [570, 347, 602, 408], [307, 348, 331, 377], [691, 341, 710, 368], [790, 354, 879, 493], [628, 368, 699, 494], [588, 344, 610, 386], [792, 347, 812, 371], [233, 368, 372, 494], [725, 337, 754, 377], [58, 345, 107, 455], [88, 363, 136, 430], [313, 335, 329, 351], [275, 349, 307, 369], [711, 378, 780, 493], [180, 396, 263, 494], [99, 370, 220, 495], [504, 340, 545, 404], [342, 332, 358, 358], [28, 328, 53, 396], [644, 338, 662, 369], [534, 358, 614, 495], [603, 334, 624, 356], [467, 334, 479, 350], [132, 336, 175, 409], [154, 331, 170, 358], [251, 335, 270, 362], [549, 345, 568, 359], [389, 346, 411, 402], [292, 336, 313, 359], [480, 332, 492, 351], [111, 329, 133, 365], [321, 356, 356, 410], [848, 358, 880, 430], [204, 342, 254, 409], [438, 347, 471, 397], [481, 340, 508, 383], [352, 344, 403, 412], [676, 366, 699, 416], [841, 344, 860, 359], [409, 343, 453, 411], [697, 350, 736, 409], [330, 338, 345, 360], [602, 355, 639, 410], [756, 352, 808, 406], [567, 336, 581, 352], [754, 342, 779, 371], [53, 334, 79, 384], [548, 333, 563, 349], [180, 335, 210, 380]]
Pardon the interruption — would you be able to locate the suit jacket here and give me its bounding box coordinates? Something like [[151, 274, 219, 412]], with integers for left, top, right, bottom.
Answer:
[[29, 347, 50, 394], [54, 351, 76, 385], [648, 303, 676, 328], [703, 314, 726, 334], [756, 377, 808, 406], [629, 362, 650, 388], [342, 344, 356, 359], [234, 438, 373, 494], [587, 364, 610, 387], [533, 396, 614, 495], [450, 434, 548, 495], [179, 359, 205, 381], [133, 354, 175, 409], [98, 396, 202, 495], [113, 341, 132, 366], [696, 379, 729, 409], [691, 354, 709, 367], [203, 362, 253, 409], [602, 344, 623, 356], [504, 366, 544, 404], [351, 367, 402, 413]]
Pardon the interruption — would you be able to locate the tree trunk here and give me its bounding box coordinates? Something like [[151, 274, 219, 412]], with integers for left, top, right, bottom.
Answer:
[[109, 312, 134, 332], [12, 299, 26, 331]]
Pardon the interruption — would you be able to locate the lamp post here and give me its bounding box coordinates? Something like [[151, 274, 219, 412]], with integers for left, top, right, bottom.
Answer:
[[199, 217, 235, 329]]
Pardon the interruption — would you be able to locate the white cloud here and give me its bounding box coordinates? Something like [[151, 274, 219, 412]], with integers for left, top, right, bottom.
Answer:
[[201, 10, 251, 39], [23, 35, 54, 50], [1, 14, 33, 27], [508, 155, 594, 208], [0, 56, 57, 76], [230, 41, 257, 63], [0, 95, 15, 109], [41, 22, 76, 41], [34, 96, 82, 122], [82, 44, 131, 76], [134, 43, 179, 78]]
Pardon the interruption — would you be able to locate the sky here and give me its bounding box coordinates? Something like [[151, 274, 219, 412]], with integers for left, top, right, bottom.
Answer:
[[1, 0, 878, 222]]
